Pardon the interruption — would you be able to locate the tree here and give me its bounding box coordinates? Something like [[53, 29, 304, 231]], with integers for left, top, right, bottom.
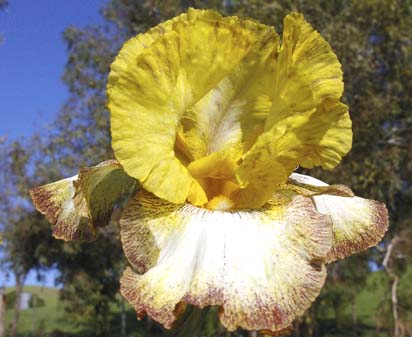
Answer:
[[0, 140, 54, 337], [0, 286, 5, 337], [0, 0, 7, 44], [383, 228, 412, 337], [0, 4, 9, 335]]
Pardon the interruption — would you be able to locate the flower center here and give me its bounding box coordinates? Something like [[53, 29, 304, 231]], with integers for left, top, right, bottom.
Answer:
[[205, 195, 235, 211]]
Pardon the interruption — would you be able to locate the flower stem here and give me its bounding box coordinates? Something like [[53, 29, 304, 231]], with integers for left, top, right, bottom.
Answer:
[[165, 305, 209, 337]]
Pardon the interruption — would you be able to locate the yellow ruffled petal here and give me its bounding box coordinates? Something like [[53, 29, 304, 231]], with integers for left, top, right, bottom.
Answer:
[[108, 9, 226, 88], [288, 173, 389, 263], [235, 159, 289, 209], [120, 190, 332, 333], [179, 20, 278, 161], [232, 13, 350, 208], [266, 12, 343, 127], [108, 9, 260, 206], [187, 151, 238, 180], [30, 160, 136, 241], [108, 14, 183, 88], [297, 102, 352, 169], [236, 102, 352, 208], [108, 9, 352, 209]]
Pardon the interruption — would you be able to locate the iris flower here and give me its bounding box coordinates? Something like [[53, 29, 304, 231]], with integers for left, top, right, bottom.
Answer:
[[31, 9, 388, 335]]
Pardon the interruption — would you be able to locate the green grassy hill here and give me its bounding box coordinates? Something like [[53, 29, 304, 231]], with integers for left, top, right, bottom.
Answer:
[[318, 271, 391, 337], [4, 285, 146, 337], [5, 286, 82, 336], [4, 271, 394, 337]]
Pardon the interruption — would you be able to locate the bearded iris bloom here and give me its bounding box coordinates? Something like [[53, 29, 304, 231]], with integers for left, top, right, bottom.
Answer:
[[30, 9, 388, 335]]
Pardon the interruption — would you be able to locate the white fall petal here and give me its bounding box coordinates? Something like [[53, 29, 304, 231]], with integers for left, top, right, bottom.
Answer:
[[30, 160, 135, 241], [289, 173, 389, 262], [120, 190, 332, 333], [29, 175, 95, 241]]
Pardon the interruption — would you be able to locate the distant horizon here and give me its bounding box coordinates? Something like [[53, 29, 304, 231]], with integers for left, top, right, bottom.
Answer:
[[2, 284, 59, 290], [0, 268, 61, 288]]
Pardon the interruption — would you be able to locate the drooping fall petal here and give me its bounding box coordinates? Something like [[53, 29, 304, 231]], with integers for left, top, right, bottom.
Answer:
[[288, 173, 389, 262], [30, 175, 93, 241], [119, 190, 332, 333], [30, 160, 136, 241]]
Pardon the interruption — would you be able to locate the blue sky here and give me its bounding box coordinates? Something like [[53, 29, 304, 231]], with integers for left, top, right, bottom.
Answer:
[[0, 0, 107, 287], [0, 0, 105, 140]]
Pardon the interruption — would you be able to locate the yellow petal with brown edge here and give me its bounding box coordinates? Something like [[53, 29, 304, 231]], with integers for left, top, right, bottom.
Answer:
[[120, 190, 332, 333], [236, 102, 351, 208], [30, 160, 136, 241], [288, 173, 389, 263], [108, 10, 275, 206], [266, 12, 343, 128]]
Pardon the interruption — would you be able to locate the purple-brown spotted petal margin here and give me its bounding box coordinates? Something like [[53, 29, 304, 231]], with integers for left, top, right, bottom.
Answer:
[[120, 190, 332, 334], [288, 173, 389, 263], [30, 175, 94, 241], [30, 160, 136, 242]]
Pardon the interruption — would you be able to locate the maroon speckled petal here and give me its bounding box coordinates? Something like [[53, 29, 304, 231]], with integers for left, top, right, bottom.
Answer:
[[120, 190, 332, 333]]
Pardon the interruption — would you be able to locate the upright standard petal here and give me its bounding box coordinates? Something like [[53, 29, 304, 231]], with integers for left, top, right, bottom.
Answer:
[[108, 13, 186, 88], [109, 10, 353, 210], [120, 191, 332, 334], [235, 11, 352, 208], [108, 9, 258, 206], [288, 173, 389, 262], [30, 160, 136, 241], [179, 20, 278, 161], [267, 12, 343, 125], [109, 9, 225, 89]]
